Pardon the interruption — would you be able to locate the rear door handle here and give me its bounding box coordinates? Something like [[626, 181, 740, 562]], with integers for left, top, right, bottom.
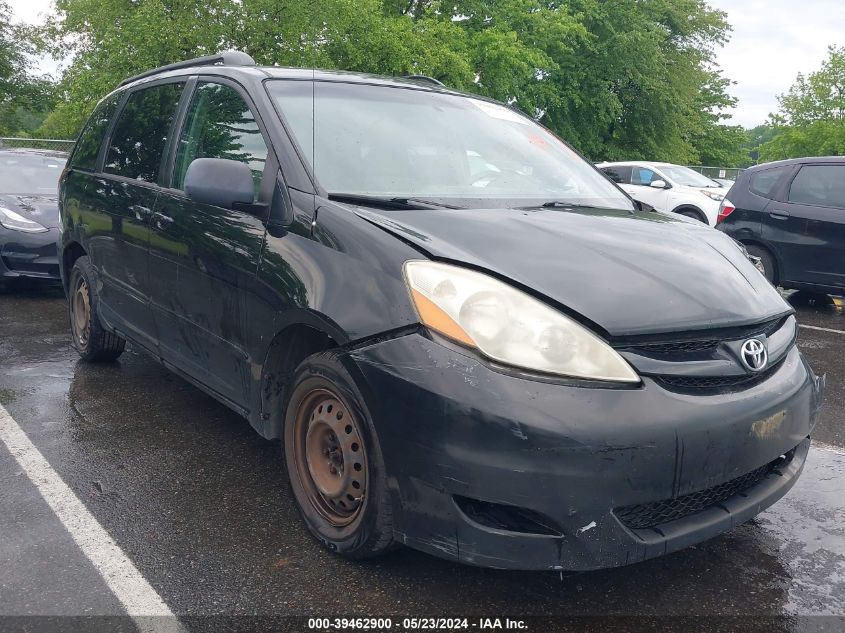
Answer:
[[769, 209, 790, 220]]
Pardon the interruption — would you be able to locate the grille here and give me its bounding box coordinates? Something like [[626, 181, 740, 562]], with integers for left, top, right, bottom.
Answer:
[[655, 360, 782, 393], [620, 317, 786, 356], [636, 339, 719, 354], [615, 449, 795, 530]]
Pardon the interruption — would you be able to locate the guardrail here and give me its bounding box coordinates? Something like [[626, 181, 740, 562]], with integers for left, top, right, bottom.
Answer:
[[0, 137, 76, 154]]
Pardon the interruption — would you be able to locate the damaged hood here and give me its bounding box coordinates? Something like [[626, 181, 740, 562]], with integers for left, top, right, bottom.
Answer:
[[353, 205, 791, 337], [0, 194, 60, 229]]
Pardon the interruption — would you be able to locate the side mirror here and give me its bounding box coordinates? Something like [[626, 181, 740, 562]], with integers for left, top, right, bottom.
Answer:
[[650, 179, 669, 189], [184, 158, 255, 209]]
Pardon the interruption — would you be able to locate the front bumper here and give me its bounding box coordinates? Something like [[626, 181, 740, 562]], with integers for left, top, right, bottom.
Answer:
[[347, 332, 823, 571], [0, 227, 61, 283]]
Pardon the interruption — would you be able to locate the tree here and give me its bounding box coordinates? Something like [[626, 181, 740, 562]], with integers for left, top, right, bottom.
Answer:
[[40, 0, 740, 165], [759, 46, 845, 161], [1, 0, 55, 135]]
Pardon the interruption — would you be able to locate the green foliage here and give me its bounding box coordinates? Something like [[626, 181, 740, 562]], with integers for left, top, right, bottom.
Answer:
[[38, 0, 741, 166], [0, 1, 56, 135], [759, 46, 845, 162]]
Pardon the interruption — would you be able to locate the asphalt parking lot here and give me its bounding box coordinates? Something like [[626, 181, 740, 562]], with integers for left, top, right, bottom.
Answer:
[[1, 287, 844, 632]]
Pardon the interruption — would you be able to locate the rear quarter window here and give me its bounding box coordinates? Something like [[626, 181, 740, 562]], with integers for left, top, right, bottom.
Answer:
[[69, 94, 122, 171], [749, 166, 790, 199]]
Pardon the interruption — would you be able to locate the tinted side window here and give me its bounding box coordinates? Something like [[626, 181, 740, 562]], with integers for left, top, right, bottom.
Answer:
[[631, 167, 656, 186], [750, 166, 789, 199], [601, 165, 632, 184], [788, 165, 845, 209], [172, 82, 268, 198], [104, 82, 185, 182], [70, 94, 121, 170]]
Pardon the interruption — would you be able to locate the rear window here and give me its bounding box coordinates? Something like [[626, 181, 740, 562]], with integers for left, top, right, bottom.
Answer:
[[104, 82, 185, 182], [749, 166, 789, 199], [788, 165, 845, 209], [70, 94, 121, 171]]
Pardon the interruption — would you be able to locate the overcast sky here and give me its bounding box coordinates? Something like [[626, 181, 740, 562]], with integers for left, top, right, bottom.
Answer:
[[8, 0, 845, 129], [708, 0, 845, 127]]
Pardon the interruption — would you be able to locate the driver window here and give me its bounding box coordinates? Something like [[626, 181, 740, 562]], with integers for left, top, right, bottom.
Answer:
[[172, 82, 268, 199]]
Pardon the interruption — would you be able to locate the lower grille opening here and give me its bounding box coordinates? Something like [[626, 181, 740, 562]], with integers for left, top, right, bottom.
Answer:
[[454, 495, 562, 536], [614, 448, 796, 530]]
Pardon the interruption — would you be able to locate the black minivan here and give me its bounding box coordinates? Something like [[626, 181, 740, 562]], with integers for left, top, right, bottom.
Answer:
[[58, 52, 823, 571], [717, 157, 845, 295]]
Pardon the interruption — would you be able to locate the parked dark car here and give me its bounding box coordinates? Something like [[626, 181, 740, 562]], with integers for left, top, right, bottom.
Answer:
[[58, 52, 823, 571], [717, 157, 845, 295], [0, 148, 67, 291]]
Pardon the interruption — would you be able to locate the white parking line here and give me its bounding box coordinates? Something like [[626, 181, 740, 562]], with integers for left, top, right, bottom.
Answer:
[[799, 324, 845, 335], [0, 403, 184, 632]]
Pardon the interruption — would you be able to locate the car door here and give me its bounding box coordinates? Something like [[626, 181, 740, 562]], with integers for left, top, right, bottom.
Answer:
[[769, 163, 845, 288], [95, 81, 186, 350], [629, 166, 671, 211], [149, 79, 271, 407]]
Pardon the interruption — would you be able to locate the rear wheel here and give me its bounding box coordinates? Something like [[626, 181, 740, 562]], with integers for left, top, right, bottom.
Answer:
[[68, 256, 126, 361], [284, 351, 394, 559], [744, 244, 777, 284]]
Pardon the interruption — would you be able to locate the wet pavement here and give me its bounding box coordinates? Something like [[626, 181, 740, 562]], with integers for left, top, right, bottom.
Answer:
[[0, 286, 844, 632]]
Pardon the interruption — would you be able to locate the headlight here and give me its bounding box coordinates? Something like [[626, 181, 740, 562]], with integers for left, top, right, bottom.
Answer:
[[403, 261, 639, 383], [0, 206, 48, 233], [701, 190, 725, 202]]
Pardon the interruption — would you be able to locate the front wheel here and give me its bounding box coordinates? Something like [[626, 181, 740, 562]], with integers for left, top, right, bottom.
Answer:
[[677, 209, 707, 223], [283, 351, 395, 559], [68, 256, 126, 362]]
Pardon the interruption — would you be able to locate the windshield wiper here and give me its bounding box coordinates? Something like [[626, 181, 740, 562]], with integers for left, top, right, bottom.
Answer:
[[519, 200, 603, 210], [519, 200, 638, 214], [328, 193, 460, 210]]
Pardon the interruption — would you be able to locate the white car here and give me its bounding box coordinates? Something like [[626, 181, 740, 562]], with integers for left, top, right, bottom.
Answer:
[[597, 161, 728, 226]]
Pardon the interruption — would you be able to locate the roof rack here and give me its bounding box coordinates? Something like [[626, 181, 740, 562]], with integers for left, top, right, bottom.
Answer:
[[404, 74, 446, 87], [119, 50, 256, 87]]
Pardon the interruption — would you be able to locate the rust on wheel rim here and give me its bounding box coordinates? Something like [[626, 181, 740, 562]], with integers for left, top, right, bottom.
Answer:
[[71, 277, 90, 347], [293, 388, 367, 526]]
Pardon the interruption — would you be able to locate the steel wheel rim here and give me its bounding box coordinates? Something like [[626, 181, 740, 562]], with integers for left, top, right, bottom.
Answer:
[[293, 388, 367, 527], [71, 277, 90, 347]]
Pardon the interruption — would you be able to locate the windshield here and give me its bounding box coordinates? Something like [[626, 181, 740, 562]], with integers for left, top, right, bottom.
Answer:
[[0, 153, 66, 195], [659, 165, 721, 188], [266, 80, 634, 211]]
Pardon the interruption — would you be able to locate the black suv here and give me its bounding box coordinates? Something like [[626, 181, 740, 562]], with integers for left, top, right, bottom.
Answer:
[[717, 157, 845, 295], [58, 52, 822, 571]]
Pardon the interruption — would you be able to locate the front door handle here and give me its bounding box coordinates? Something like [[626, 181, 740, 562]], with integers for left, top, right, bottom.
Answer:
[[152, 211, 174, 230], [769, 209, 790, 220]]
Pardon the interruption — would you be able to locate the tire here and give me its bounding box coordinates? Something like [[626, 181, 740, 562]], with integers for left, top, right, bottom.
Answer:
[[68, 256, 126, 362], [744, 244, 777, 284], [283, 350, 395, 559], [676, 208, 707, 223]]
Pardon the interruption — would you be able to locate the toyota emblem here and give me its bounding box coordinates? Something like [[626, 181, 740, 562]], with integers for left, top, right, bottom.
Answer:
[[741, 338, 768, 372]]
